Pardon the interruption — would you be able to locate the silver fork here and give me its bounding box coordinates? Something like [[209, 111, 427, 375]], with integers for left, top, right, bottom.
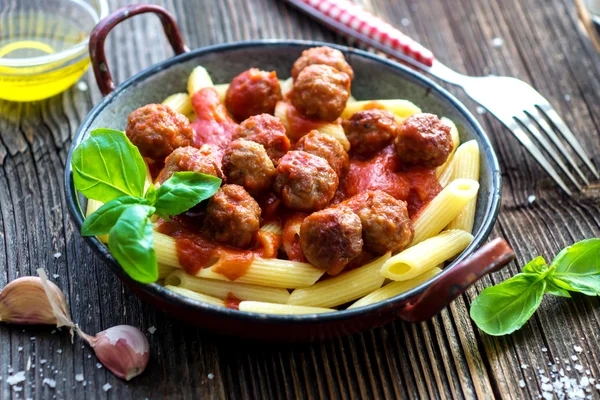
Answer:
[[284, 0, 599, 195]]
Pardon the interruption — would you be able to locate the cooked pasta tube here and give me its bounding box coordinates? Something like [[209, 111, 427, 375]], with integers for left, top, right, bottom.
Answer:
[[287, 253, 390, 308], [280, 77, 293, 98], [274, 101, 350, 150], [239, 301, 336, 315], [165, 285, 225, 307], [348, 267, 442, 309], [436, 117, 461, 178], [153, 232, 324, 288], [381, 230, 473, 281], [164, 269, 290, 304], [158, 263, 176, 280], [187, 65, 214, 95], [86, 199, 108, 243], [341, 99, 422, 119], [447, 141, 481, 233], [411, 178, 479, 245], [161, 92, 193, 116], [197, 258, 324, 288], [260, 221, 283, 235]]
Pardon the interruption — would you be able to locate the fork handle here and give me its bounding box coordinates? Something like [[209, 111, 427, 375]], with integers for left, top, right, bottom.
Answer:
[[282, 0, 434, 68]]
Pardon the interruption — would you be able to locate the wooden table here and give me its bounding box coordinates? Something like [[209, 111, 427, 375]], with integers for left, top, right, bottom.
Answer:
[[1, 0, 600, 398]]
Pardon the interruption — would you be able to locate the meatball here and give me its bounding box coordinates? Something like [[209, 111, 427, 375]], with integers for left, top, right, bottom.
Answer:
[[225, 68, 282, 121], [299, 206, 363, 274], [222, 139, 275, 194], [273, 151, 338, 212], [234, 114, 290, 162], [291, 64, 350, 122], [343, 109, 398, 157], [125, 104, 194, 161], [291, 46, 354, 81], [357, 190, 414, 254], [158, 145, 223, 183], [204, 184, 261, 248], [395, 113, 453, 168], [295, 130, 349, 177]]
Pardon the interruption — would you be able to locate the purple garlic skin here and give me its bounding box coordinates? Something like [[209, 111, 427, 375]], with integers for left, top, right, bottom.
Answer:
[[82, 325, 150, 381]]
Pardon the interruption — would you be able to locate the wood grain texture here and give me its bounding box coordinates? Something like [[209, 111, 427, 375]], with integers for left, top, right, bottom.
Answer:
[[1, 0, 600, 398]]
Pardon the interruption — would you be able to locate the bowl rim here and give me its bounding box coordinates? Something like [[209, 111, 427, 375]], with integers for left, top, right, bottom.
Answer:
[[65, 39, 502, 325], [0, 0, 110, 68]]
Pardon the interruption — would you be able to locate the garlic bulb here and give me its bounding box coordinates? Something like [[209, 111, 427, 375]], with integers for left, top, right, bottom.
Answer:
[[0, 269, 74, 331], [78, 325, 150, 381]]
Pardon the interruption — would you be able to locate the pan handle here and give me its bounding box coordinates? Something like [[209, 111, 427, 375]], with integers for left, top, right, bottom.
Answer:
[[89, 4, 189, 96], [397, 238, 515, 322]]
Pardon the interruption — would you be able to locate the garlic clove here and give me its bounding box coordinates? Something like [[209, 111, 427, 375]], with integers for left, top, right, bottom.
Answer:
[[79, 325, 150, 381], [0, 274, 73, 329]]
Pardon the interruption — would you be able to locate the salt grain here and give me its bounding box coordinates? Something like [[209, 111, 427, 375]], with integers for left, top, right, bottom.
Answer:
[[103, 383, 112, 392], [40, 359, 47, 365], [96, 363, 102, 369], [519, 379, 526, 388], [77, 81, 88, 92], [6, 371, 27, 386], [575, 364, 584, 372], [492, 37, 504, 47], [12, 386, 22, 392], [574, 345, 583, 353], [75, 374, 84, 382], [208, 373, 214, 380], [564, 94, 571, 102], [542, 347, 548, 352], [17, 346, 23, 352], [53, 252, 61, 259], [476, 106, 486, 115], [148, 326, 157, 335], [528, 195, 537, 205], [56, 349, 62, 354], [43, 378, 56, 388], [572, 355, 579, 361], [52, 274, 59, 279], [401, 18, 410, 27], [521, 363, 529, 369]]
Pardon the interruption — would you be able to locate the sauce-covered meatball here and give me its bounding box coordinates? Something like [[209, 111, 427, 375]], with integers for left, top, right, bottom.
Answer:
[[125, 104, 194, 161], [343, 109, 398, 157], [234, 114, 290, 162], [291, 65, 350, 122], [356, 190, 414, 254], [222, 139, 275, 194], [158, 145, 223, 183], [225, 68, 282, 121], [204, 184, 261, 248], [300, 206, 363, 274], [295, 130, 349, 177], [273, 151, 338, 212], [395, 113, 453, 168], [291, 46, 354, 81]]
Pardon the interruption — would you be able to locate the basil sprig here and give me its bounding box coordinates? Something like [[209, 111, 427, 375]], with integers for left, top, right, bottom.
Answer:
[[72, 129, 221, 283], [471, 239, 600, 335]]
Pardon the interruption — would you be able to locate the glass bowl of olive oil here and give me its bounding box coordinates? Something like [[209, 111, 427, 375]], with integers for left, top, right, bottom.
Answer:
[[0, 0, 109, 102]]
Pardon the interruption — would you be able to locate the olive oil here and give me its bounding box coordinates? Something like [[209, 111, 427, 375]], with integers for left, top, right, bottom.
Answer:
[[0, 3, 102, 102]]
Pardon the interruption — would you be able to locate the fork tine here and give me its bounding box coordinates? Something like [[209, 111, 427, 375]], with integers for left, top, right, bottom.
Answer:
[[537, 104, 600, 179], [515, 113, 582, 191], [525, 108, 589, 186], [506, 121, 573, 196]]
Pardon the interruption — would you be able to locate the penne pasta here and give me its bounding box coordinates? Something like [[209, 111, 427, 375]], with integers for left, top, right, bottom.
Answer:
[[164, 269, 290, 304], [287, 253, 390, 308], [274, 101, 350, 150], [341, 99, 422, 120], [280, 77, 293, 98], [187, 65, 214, 96], [381, 230, 473, 281], [165, 285, 225, 307], [153, 232, 324, 288], [436, 117, 461, 179], [348, 267, 442, 309], [260, 221, 283, 235], [239, 301, 336, 315], [161, 92, 193, 116], [447, 140, 481, 233], [411, 178, 479, 245], [158, 263, 176, 280], [86, 199, 108, 243]]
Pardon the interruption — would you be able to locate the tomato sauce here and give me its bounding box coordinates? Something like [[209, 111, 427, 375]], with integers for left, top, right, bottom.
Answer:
[[282, 101, 328, 141], [224, 293, 242, 310], [281, 212, 307, 262], [191, 87, 238, 163], [338, 145, 441, 217]]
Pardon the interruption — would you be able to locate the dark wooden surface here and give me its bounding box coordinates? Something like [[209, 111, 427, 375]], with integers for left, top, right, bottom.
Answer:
[[1, 0, 600, 398]]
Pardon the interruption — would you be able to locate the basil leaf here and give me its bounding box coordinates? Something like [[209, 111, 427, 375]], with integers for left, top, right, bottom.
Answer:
[[108, 204, 158, 283], [551, 239, 600, 296], [144, 184, 157, 204], [72, 128, 147, 203], [470, 274, 546, 336], [521, 256, 548, 274], [544, 279, 572, 298], [82, 196, 147, 236], [153, 172, 221, 218]]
